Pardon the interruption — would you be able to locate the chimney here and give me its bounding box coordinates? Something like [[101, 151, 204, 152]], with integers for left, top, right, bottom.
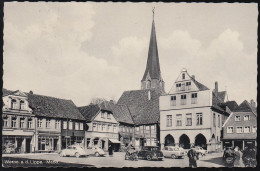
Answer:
[[215, 81, 218, 94], [29, 91, 33, 94], [250, 99, 256, 109], [192, 75, 195, 80]]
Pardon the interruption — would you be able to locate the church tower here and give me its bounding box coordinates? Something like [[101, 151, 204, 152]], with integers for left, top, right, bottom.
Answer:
[[141, 10, 165, 93]]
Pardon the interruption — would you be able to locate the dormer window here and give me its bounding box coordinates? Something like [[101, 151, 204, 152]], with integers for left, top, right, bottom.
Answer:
[[235, 116, 241, 121], [20, 100, 25, 110], [11, 99, 18, 109], [182, 73, 185, 79], [146, 80, 151, 89]]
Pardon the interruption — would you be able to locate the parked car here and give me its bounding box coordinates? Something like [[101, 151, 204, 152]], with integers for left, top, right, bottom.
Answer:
[[161, 146, 185, 159], [223, 147, 235, 165], [85, 146, 106, 157], [194, 146, 208, 156], [137, 146, 164, 161], [59, 145, 88, 158], [242, 147, 257, 167]]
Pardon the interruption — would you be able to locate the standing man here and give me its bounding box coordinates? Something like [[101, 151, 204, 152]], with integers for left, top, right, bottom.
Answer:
[[188, 145, 199, 168]]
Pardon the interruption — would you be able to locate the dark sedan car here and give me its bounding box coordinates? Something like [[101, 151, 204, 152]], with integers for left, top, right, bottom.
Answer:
[[138, 146, 164, 161]]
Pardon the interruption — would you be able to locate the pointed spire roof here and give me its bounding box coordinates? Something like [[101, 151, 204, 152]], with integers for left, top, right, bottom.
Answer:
[[142, 17, 161, 81]]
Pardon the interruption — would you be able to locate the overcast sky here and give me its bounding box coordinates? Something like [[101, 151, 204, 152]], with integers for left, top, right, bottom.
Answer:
[[3, 2, 257, 106]]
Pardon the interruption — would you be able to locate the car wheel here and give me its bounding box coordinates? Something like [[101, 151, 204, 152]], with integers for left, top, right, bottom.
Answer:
[[158, 158, 163, 161], [95, 152, 100, 157], [75, 152, 80, 158], [59, 152, 64, 157], [146, 155, 152, 161], [171, 154, 176, 159]]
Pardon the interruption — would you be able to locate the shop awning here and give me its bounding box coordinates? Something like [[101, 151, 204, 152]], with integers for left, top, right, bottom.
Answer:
[[109, 139, 121, 144]]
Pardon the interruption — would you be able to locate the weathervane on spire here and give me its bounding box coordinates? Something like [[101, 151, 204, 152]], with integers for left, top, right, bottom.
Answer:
[[152, 7, 155, 20]]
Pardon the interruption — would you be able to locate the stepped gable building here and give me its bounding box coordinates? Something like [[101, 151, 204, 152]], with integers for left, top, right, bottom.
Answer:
[[77, 102, 120, 152], [222, 100, 257, 150], [160, 69, 231, 152], [2, 88, 85, 153], [117, 15, 164, 149]]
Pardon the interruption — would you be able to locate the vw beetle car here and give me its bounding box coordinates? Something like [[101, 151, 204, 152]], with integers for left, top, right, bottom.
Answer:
[[161, 146, 185, 159], [85, 146, 106, 157], [194, 146, 208, 156], [137, 146, 164, 161], [59, 145, 88, 158]]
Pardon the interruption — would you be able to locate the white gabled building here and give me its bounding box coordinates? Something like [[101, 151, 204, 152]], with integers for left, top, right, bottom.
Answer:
[[160, 69, 231, 152]]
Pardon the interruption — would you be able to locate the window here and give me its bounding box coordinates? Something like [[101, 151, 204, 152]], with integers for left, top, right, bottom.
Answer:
[[107, 113, 111, 119], [98, 124, 101, 131], [191, 93, 197, 104], [244, 126, 250, 133], [218, 115, 220, 127], [3, 117, 8, 128], [170, 96, 176, 106], [181, 95, 186, 105], [140, 126, 144, 133], [236, 126, 243, 133], [63, 121, 67, 129], [166, 115, 172, 127], [151, 125, 155, 133], [11, 99, 18, 109], [227, 126, 234, 133], [135, 127, 139, 132], [182, 73, 185, 79], [55, 120, 60, 129], [181, 83, 185, 91], [75, 122, 79, 130], [93, 123, 97, 131], [146, 80, 151, 89], [107, 124, 111, 132], [101, 112, 104, 118], [213, 113, 216, 127], [20, 101, 25, 110], [113, 125, 117, 133], [252, 126, 257, 133], [20, 118, 25, 128], [28, 118, 32, 128], [176, 83, 181, 91], [46, 119, 51, 128], [235, 116, 241, 121], [38, 119, 43, 128], [102, 124, 106, 131], [186, 82, 191, 90], [145, 125, 150, 133], [176, 114, 182, 126], [244, 115, 250, 121], [69, 121, 73, 130], [186, 114, 192, 126], [79, 123, 83, 130], [196, 113, 203, 125], [130, 127, 133, 133]]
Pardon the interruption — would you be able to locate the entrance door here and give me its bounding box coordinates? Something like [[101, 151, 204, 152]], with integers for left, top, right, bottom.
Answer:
[[54, 139, 58, 151], [26, 138, 31, 153], [16, 138, 23, 153]]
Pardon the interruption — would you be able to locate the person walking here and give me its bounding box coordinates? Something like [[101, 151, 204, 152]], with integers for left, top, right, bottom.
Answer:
[[233, 146, 244, 167], [187, 145, 199, 168]]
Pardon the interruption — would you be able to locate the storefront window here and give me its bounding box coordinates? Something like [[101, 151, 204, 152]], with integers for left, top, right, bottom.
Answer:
[[38, 137, 58, 151]]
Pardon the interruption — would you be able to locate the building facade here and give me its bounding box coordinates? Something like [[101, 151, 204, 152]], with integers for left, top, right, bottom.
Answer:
[[160, 69, 231, 152], [78, 103, 120, 151], [222, 100, 257, 150], [2, 90, 35, 153]]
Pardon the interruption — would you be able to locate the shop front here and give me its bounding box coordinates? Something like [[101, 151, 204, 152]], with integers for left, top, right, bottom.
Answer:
[[2, 135, 33, 154], [61, 130, 85, 149], [37, 136, 59, 152]]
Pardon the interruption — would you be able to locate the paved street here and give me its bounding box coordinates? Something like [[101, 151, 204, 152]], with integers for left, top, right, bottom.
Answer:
[[2, 152, 229, 167]]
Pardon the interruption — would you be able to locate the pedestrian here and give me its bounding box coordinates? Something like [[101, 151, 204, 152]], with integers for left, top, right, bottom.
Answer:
[[187, 145, 199, 168], [233, 146, 244, 167], [108, 144, 113, 157]]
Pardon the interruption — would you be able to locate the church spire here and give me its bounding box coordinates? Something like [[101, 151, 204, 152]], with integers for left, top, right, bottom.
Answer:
[[141, 8, 165, 92]]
